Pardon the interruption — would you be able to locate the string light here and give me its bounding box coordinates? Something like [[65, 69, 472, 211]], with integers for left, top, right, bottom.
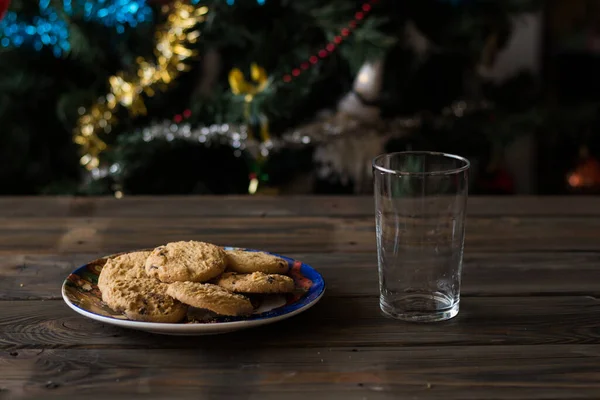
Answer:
[[0, 3, 71, 57], [0, 0, 153, 56], [282, 0, 378, 84], [74, 1, 208, 170]]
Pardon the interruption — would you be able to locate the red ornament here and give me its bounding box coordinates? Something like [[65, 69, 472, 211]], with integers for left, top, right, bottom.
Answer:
[[362, 3, 371, 12], [173, 114, 183, 123], [182, 109, 192, 118], [0, 0, 10, 22], [341, 28, 350, 37], [325, 43, 335, 52], [349, 20, 357, 29], [334, 36, 342, 44], [318, 49, 328, 58], [291, 68, 301, 77], [300, 62, 309, 70], [309, 56, 318, 64], [355, 11, 364, 20]]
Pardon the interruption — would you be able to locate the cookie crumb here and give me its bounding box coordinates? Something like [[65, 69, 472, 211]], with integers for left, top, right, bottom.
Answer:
[[19, 283, 24, 287], [426, 383, 432, 389]]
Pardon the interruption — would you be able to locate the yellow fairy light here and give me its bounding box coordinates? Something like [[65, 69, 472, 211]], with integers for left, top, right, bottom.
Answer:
[[187, 31, 200, 42], [74, 135, 87, 145], [81, 125, 94, 136], [74, 1, 207, 170]]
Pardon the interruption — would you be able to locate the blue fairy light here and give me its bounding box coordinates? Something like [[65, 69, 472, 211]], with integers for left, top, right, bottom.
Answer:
[[74, 0, 152, 28], [0, 5, 71, 56], [1, 0, 266, 56], [0, 0, 153, 56]]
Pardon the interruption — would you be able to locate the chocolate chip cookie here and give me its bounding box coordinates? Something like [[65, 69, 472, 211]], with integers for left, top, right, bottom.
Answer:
[[145, 241, 226, 283], [97, 251, 151, 294], [225, 250, 289, 274], [215, 272, 295, 294], [102, 278, 188, 323], [167, 282, 254, 316]]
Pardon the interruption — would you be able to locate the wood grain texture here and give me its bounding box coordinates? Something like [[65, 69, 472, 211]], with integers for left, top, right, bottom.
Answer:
[[2, 346, 600, 400], [2, 296, 600, 349], [1, 215, 600, 256], [2, 252, 600, 300], [1, 196, 599, 399], [2, 196, 600, 218]]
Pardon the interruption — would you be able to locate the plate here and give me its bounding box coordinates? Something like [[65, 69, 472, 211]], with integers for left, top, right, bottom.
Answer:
[[61, 247, 325, 335]]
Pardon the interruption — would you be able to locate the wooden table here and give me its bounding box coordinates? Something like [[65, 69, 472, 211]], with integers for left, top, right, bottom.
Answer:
[[1, 196, 600, 399]]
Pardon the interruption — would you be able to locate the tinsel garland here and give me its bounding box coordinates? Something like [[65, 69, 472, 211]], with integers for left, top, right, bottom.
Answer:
[[89, 120, 294, 183], [77, 0, 381, 172], [87, 98, 490, 193], [90, 101, 492, 183], [74, 1, 207, 170]]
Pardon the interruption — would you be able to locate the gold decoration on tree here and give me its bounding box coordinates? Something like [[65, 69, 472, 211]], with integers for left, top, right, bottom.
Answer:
[[228, 63, 271, 143], [228, 63, 273, 195], [74, 1, 208, 170]]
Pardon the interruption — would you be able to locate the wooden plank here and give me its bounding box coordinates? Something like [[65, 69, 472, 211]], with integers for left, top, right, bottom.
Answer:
[[2, 252, 600, 300], [0, 216, 372, 255], [1, 215, 600, 255], [2, 296, 600, 349], [1, 196, 600, 218], [0, 196, 374, 218], [2, 345, 600, 399]]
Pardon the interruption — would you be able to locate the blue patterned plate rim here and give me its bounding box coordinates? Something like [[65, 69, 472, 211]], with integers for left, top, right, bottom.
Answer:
[[61, 247, 326, 328]]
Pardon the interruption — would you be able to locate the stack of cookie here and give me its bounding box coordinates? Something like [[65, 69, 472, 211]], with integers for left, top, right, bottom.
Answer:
[[97, 241, 296, 323]]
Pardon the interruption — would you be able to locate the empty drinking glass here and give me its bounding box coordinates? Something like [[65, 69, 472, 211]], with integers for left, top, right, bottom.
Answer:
[[373, 151, 470, 322]]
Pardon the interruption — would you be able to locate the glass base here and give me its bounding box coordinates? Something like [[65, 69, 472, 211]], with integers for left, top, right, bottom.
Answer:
[[380, 293, 459, 322]]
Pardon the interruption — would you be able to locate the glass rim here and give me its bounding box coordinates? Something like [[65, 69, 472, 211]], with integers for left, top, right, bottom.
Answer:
[[372, 151, 470, 176]]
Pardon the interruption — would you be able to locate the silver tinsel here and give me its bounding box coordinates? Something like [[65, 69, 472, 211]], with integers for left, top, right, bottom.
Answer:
[[87, 99, 493, 196], [87, 119, 317, 183]]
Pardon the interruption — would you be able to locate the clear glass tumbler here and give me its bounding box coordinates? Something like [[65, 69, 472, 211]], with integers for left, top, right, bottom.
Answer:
[[373, 151, 470, 322]]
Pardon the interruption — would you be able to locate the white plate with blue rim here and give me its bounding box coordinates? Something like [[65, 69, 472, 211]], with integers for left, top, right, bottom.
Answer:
[[62, 247, 325, 335]]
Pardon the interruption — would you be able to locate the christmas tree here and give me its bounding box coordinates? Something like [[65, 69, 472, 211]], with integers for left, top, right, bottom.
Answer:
[[0, 0, 546, 195]]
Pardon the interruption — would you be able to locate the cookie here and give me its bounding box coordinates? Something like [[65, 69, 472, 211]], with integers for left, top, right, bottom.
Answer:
[[102, 278, 188, 323], [167, 282, 254, 316], [225, 250, 289, 274], [215, 272, 295, 294], [145, 241, 227, 283], [97, 251, 151, 293]]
